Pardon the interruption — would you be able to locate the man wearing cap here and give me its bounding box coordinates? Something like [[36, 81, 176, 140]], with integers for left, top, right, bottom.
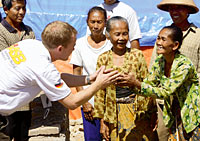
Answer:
[[149, 0, 200, 140]]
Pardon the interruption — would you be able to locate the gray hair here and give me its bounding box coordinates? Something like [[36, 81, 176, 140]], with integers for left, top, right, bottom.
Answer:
[[105, 16, 129, 37]]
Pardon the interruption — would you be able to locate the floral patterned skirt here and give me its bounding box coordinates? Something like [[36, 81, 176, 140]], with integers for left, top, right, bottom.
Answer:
[[108, 103, 158, 141]]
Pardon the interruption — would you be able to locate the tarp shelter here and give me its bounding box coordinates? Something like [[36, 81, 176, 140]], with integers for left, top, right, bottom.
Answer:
[[1, 0, 199, 46]]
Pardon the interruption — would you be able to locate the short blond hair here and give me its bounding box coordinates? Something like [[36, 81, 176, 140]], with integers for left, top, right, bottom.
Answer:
[[41, 21, 77, 49]]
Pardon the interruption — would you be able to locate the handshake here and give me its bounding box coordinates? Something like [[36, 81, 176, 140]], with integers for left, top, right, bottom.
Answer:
[[90, 66, 140, 90]]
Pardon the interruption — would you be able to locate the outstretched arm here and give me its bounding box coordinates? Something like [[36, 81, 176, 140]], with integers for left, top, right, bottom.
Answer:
[[61, 73, 87, 87], [61, 65, 103, 87], [59, 66, 119, 110]]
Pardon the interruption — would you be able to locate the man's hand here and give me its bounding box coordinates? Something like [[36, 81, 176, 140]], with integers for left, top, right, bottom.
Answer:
[[90, 66, 118, 83], [82, 102, 94, 121], [100, 119, 110, 141], [94, 66, 119, 89]]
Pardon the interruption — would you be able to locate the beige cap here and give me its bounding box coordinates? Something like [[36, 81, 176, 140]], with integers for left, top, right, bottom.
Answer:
[[157, 0, 199, 14]]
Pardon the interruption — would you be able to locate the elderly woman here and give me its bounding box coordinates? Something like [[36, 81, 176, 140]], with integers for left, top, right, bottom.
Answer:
[[120, 25, 200, 140], [93, 16, 158, 141]]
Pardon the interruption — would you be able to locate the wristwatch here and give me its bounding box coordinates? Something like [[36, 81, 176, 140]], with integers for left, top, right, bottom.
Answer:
[[86, 75, 91, 85]]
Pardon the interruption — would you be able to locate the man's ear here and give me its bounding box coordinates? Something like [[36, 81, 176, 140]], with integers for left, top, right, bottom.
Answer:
[[57, 45, 63, 52], [172, 41, 179, 51]]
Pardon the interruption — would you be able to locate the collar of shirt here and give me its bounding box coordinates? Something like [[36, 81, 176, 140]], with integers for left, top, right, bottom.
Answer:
[[1, 18, 27, 33]]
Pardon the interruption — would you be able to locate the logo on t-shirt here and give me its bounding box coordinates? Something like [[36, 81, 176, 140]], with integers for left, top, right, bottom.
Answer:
[[55, 82, 63, 88], [6, 43, 27, 66]]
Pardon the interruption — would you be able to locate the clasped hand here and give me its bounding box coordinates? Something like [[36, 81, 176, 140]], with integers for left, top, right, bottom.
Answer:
[[115, 72, 137, 87]]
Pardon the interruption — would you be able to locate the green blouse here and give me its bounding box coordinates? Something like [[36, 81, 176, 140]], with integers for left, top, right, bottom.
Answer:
[[141, 53, 200, 133]]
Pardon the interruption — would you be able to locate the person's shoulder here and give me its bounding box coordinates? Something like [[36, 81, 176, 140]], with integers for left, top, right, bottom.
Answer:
[[74, 36, 87, 48], [176, 54, 195, 68], [195, 27, 200, 34], [118, 1, 136, 11], [101, 49, 110, 55], [77, 36, 86, 42], [190, 23, 200, 33], [118, 1, 131, 7], [130, 48, 143, 55], [154, 54, 163, 64], [16, 39, 44, 59], [0, 23, 6, 34], [178, 54, 192, 62], [98, 3, 103, 8], [99, 49, 110, 57], [22, 23, 34, 31], [23, 24, 32, 29], [0, 22, 6, 30], [0, 22, 3, 27], [19, 39, 41, 46]]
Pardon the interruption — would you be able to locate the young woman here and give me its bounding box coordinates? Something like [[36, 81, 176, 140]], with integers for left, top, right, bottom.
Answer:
[[93, 16, 158, 141], [121, 25, 200, 140], [70, 6, 112, 141]]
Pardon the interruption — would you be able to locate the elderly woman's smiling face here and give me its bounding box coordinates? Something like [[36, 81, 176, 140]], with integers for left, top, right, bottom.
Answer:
[[108, 20, 129, 52]]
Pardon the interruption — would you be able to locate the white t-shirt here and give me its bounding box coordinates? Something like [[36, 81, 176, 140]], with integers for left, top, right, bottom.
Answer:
[[70, 36, 112, 106], [0, 39, 71, 115]]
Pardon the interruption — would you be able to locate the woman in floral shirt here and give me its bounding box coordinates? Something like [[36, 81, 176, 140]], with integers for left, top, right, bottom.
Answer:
[[119, 25, 200, 140]]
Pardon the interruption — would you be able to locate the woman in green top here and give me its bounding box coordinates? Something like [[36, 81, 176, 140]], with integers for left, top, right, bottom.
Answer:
[[118, 25, 200, 140]]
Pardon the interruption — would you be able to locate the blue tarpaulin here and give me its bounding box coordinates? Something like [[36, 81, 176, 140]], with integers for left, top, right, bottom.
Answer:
[[1, 0, 200, 46]]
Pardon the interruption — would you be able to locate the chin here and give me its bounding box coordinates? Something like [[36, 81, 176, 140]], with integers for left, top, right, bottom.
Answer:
[[60, 57, 68, 61], [156, 50, 163, 55]]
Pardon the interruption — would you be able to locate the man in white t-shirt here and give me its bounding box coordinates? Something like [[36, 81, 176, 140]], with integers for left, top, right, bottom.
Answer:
[[0, 21, 119, 140]]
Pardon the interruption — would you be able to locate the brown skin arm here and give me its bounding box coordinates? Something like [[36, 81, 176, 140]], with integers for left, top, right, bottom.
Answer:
[[130, 39, 140, 50], [100, 119, 110, 141], [73, 65, 94, 121], [73, 65, 84, 92]]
